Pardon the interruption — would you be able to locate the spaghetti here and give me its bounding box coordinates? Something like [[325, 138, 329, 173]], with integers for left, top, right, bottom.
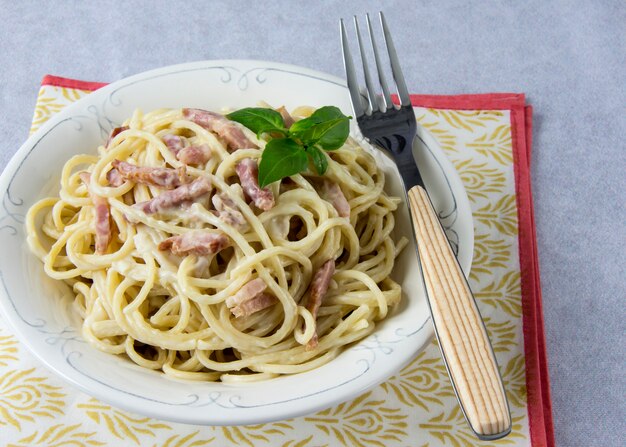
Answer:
[[26, 106, 407, 382]]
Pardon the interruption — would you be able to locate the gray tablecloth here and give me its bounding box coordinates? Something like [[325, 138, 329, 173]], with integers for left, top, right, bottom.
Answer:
[[0, 1, 624, 445]]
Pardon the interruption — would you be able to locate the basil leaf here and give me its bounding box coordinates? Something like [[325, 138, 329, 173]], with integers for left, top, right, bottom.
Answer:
[[307, 146, 328, 175], [298, 117, 350, 150], [289, 106, 350, 150], [258, 138, 309, 188], [288, 118, 316, 135], [289, 106, 346, 134], [308, 105, 347, 122], [227, 108, 286, 136]]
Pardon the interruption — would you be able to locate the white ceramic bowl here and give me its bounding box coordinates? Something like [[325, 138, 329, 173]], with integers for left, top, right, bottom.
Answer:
[[0, 60, 473, 425]]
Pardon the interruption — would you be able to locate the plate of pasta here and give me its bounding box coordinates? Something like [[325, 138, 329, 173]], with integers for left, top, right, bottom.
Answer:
[[0, 60, 473, 425]]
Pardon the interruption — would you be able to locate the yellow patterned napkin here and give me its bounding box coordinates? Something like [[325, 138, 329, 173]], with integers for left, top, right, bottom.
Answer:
[[0, 77, 553, 447]]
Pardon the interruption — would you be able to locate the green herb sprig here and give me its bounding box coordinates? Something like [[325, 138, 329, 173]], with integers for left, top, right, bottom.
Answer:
[[227, 106, 351, 188]]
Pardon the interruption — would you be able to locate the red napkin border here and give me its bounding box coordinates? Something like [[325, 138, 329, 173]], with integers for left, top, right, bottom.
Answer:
[[39, 76, 555, 447]]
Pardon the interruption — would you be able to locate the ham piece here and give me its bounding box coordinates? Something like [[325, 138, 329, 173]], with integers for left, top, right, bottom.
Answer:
[[305, 259, 336, 350], [235, 158, 275, 211], [162, 134, 211, 165], [162, 134, 187, 155], [133, 175, 212, 214], [230, 293, 277, 318], [320, 180, 350, 218], [106, 168, 124, 187], [177, 144, 211, 165], [225, 278, 266, 308], [112, 160, 191, 189], [212, 192, 247, 230], [183, 108, 257, 151], [225, 278, 277, 318], [158, 231, 229, 256], [79, 172, 112, 255]]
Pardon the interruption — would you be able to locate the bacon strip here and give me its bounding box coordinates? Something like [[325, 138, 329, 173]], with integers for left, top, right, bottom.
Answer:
[[162, 134, 187, 155], [177, 144, 211, 165], [158, 231, 229, 256], [306, 259, 336, 350], [183, 108, 257, 151], [79, 172, 112, 255], [112, 160, 191, 189], [225, 279, 277, 318], [276, 106, 295, 128], [321, 180, 350, 218], [133, 176, 212, 214], [231, 293, 277, 318], [235, 158, 275, 211], [225, 278, 267, 308], [163, 134, 212, 165], [106, 168, 124, 187], [106, 126, 129, 148], [212, 192, 247, 230]]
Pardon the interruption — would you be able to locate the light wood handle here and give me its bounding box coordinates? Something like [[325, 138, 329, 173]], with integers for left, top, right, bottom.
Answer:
[[408, 185, 511, 438]]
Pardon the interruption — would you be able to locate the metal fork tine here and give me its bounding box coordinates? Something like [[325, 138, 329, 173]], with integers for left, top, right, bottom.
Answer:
[[340, 19, 366, 118], [379, 11, 411, 106], [366, 13, 392, 110], [354, 16, 378, 113]]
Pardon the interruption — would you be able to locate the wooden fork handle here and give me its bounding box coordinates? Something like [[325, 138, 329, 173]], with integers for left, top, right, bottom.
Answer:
[[408, 184, 511, 439]]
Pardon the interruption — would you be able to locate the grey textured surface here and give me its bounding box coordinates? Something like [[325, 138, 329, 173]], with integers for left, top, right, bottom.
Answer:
[[0, 1, 624, 445]]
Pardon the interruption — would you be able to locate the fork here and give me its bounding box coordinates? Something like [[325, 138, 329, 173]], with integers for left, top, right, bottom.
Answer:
[[340, 12, 511, 440]]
